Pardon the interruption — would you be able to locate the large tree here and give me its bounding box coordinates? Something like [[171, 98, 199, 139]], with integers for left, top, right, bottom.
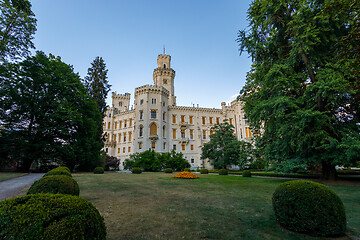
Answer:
[[0, 0, 37, 62], [237, 0, 360, 180], [0, 51, 103, 171]]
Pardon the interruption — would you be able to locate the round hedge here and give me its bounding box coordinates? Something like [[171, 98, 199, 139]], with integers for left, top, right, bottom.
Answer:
[[165, 168, 173, 173], [218, 169, 228, 175], [200, 168, 208, 174], [272, 180, 346, 237], [132, 167, 142, 174], [184, 168, 191, 172], [242, 170, 251, 177], [44, 167, 72, 178], [27, 175, 79, 196], [0, 193, 106, 240], [94, 167, 104, 174]]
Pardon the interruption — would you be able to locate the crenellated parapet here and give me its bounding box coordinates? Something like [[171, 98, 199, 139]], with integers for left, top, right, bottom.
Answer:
[[135, 84, 169, 96], [169, 105, 223, 113], [152, 68, 175, 81]]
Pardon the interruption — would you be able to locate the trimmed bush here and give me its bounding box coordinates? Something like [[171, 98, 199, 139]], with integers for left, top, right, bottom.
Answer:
[[132, 167, 142, 174], [27, 175, 79, 196], [184, 168, 191, 172], [165, 168, 173, 173], [94, 167, 104, 174], [272, 180, 346, 237], [242, 170, 252, 177], [200, 168, 209, 174], [218, 169, 228, 175], [0, 193, 106, 240], [44, 167, 72, 178]]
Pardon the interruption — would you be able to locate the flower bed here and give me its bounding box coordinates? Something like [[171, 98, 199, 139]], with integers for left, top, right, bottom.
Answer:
[[173, 171, 199, 179]]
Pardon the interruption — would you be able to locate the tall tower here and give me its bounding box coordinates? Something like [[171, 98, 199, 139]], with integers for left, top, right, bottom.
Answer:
[[153, 54, 176, 106]]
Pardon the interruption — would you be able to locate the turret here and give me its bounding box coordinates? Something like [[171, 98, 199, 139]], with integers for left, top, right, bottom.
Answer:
[[112, 92, 131, 112]]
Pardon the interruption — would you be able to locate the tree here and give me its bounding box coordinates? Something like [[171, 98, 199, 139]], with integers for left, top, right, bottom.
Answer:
[[201, 121, 242, 169], [159, 150, 190, 171], [0, 0, 37, 62], [237, 0, 360, 180], [0, 51, 103, 171], [84, 56, 111, 117]]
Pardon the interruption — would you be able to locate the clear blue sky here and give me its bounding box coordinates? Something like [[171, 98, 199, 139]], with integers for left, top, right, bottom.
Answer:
[[31, 0, 253, 109]]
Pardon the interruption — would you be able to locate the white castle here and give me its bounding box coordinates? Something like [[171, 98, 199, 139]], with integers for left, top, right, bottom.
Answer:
[[103, 53, 253, 170]]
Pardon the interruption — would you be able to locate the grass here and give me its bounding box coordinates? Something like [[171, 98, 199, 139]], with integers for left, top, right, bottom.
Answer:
[[73, 172, 360, 240], [0, 172, 27, 182]]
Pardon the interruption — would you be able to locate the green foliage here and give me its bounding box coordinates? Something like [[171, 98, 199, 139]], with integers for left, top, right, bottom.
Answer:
[[0, 52, 103, 171], [218, 169, 228, 175], [184, 168, 190, 172], [201, 120, 244, 169], [200, 168, 209, 174], [159, 150, 190, 171], [105, 154, 119, 171], [132, 167, 142, 174], [94, 167, 104, 174], [251, 172, 319, 179], [27, 175, 79, 196], [164, 168, 173, 173], [0, 0, 37, 62], [237, 0, 360, 180], [0, 193, 106, 240], [242, 170, 251, 177], [272, 180, 346, 236], [44, 167, 72, 178]]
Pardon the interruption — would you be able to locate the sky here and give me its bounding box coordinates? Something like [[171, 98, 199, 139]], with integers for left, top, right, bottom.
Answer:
[[31, 0, 253, 109]]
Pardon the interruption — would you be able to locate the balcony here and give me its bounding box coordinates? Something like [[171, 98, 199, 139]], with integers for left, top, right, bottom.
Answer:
[[178, 138, 189, 145], [104, 141, 116, 147], [179, 121, 188, 130], [149, 135, 159, 141]]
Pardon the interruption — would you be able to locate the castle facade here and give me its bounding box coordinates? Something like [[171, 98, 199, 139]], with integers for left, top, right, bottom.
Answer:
[[103, 54, 252, 170]]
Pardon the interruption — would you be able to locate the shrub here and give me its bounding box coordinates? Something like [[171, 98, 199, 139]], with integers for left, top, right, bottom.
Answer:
[[173, 171, 199, 179], [218, 169, 228, 175], [132, 167, 142, 174], [44, 167, 72, 178], [242, 170, 251, 177], [272, 180, 346, 237], [200, 168, 209, 174], [27, 175, 79, 196], [0, 193, 106, 240], [164, 168, 173, 173], [184, 168, 191, 172], [94, 167, 104, 174]]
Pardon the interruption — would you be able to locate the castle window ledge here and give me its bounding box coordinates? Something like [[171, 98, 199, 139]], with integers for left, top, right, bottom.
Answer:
[[178, 138, 189, 145], [149, 135, 159, 141]]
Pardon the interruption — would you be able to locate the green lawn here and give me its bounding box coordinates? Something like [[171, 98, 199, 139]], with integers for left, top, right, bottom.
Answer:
[[0, 172, 27, 182], [73, 172, 360, 240]]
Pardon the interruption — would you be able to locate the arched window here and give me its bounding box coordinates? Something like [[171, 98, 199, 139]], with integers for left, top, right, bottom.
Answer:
[[150, 123, 157, 136], [139, 125, 143, 137], [163, 64, 166, 68], [163, 126, 165, 137]]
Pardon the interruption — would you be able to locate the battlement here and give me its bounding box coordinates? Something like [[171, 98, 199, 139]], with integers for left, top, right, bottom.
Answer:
[[112, 92, 131, 99], [157, 54, 171, 61], [135, 84, 169, 96]]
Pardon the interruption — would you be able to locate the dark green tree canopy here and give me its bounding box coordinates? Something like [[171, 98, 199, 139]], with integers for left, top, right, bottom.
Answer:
[[0, 0, 37, 61], [237, 0, 360, 179]]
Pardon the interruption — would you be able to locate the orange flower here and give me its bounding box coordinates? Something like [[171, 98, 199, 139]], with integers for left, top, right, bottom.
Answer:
[[172, 171, 199, 179]]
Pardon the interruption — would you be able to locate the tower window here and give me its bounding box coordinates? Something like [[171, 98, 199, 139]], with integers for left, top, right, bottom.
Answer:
[[139, 142, 142, 149], [163, 79, 167, 84], [150, 123, 157, 136], [140, 111, 143, 120], [139, 125, 143, 137], [163, 112, 166, 120], [119, 102, 122, 107], [202, 117, 206, 125], [163, 64, 166, 68], [151, 110, 157, 119], [152, 98, 156, 104], [182, 145, 185, 151], [173, 144, 176, 150], [140, 99, 144, 105], [152, 142, 156, 149]]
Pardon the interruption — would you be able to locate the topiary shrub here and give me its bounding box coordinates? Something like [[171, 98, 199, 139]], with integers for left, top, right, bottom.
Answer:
[[0, 193, 106, 240], [200, 168, 209, 174], [27, 175, 79, 196], [44, 167, 72, 178], [132, 167, 142, 174], [242, 170, 252, 177], [164, 168, 173, 173], [218, 169, 228, 175], [184, 168, 191, 172], [272, 180, 346, 237], [94, 167, 104, 174]]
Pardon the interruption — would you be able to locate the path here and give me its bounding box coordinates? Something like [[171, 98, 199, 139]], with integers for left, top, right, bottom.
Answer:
[[0, 173, 44, 201]]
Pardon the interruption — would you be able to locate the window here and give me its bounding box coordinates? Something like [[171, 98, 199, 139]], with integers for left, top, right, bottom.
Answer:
[[129, 119, 132, 127], [173, 144, 176, 150], [181, 115, 185, 123], [124, 120, 127, 128], [163, 79, 167, 84], [163, 112, 166, 120], [150, 123, 157, 136], [191, 145, 194, 150], [123, 147, 125, 153], [229, 118, 233, 125], [163, 126, 165, 137], [202, 117, 206, 125], [245, 127, 252, 138], [209, 117, 213, 124], [124, 133, 126, 142], [119, 102, 122, 107], [107, 134, 110, 141], [163, 102, 165, 107], [182, 145, 185, 151], [119, 121, 122, 128], [189, 116, 193, 124], [140, 111, 143, 120], [115, 122, 117, 129], [202, 130, 206, 139], [216, 117, 220, 124], [190, 129, 194, 139], [139, 142, 142, 149], [108, 122, 111, 129], [181, 130, 185, 139], [172, 115, 176, 123], [172, 129, 176, 139], [129, 132, 132, 141], [139, 126, 143, 137], [128, 146, 131, 152], [114, 134, 117, 142], [191, 158, 194, 163], [106, 148, 108, 153], [210, 130, 214, 135], [118, 148, 120, 153], [151, 142, 155, 149], [151, 110, 156, 119], [163, 142, 166, 149], [140, 99, 144, 105], [152, 98, 156, 104], [118, 133, 121, 142], [163, 64, 166, 68]]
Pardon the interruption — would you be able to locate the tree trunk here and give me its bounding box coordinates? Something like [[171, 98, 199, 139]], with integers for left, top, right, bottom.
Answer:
[[321, 161, 338, 181]]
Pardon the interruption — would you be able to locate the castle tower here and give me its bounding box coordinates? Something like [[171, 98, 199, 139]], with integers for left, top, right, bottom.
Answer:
[[153, 54, 176, 106], [112, 92, 131, 112]]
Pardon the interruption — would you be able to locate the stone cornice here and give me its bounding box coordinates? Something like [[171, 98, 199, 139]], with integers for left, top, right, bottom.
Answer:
[[135, 84, 169, 96]]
